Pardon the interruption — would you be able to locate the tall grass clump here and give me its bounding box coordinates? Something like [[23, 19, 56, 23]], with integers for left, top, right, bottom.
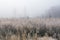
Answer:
[[0, 23, 59, 40]]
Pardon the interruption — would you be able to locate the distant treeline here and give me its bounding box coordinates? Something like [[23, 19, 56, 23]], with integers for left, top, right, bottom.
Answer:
[[41, 6, 60, 18]]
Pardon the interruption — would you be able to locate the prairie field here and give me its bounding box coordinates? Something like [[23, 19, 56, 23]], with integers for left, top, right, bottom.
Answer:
[[0, 18, 60, 40]]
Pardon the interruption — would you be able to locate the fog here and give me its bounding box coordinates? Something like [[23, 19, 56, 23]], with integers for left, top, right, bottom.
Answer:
[[0, 0, 60, 18]]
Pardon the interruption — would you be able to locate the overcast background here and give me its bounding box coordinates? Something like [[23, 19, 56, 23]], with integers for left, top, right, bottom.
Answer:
[[0, 0, 60, 18]]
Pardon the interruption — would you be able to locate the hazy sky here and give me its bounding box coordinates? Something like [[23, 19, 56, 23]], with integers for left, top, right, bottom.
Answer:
[[0, 0, 60, 18]]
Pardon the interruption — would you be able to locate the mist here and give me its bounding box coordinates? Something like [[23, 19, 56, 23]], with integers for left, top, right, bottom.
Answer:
[[0, 0, 60, 18]]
